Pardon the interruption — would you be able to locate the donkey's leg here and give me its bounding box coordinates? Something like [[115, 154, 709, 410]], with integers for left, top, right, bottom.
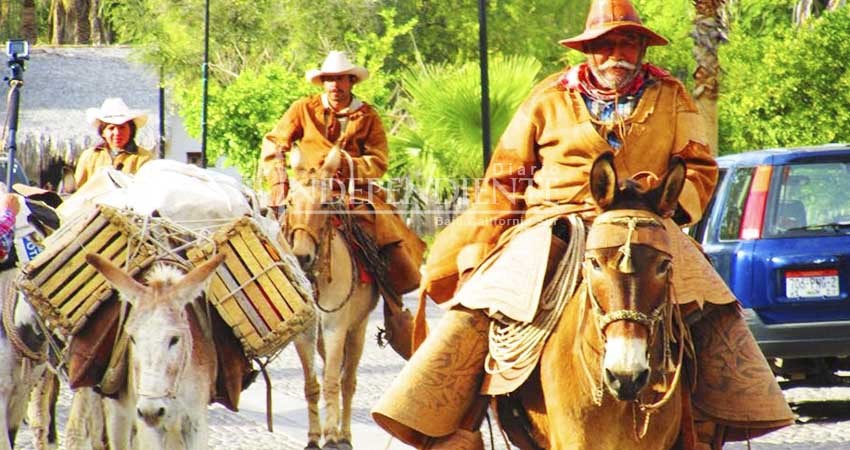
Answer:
[[26, 367, 58, 450], [320, 323, 347, 447], [64, 389, 95, 450], [103, 393, 133, 449], [295, 322, 322, 448]]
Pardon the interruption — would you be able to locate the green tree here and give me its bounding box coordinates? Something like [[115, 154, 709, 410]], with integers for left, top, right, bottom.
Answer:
[[719, 6, 850, 153]]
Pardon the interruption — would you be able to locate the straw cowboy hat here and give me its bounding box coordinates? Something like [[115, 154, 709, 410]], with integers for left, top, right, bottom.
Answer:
[[559, 0, 668, 51], [85, 97, 149, 129], [305, 51, 369, 86]]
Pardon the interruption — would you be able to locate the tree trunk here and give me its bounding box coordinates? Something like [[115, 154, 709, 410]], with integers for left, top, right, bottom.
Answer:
[[91, 0, 103, 44], [50, 0, 68, 44], [74, 0, 90, 43], [21, 0, 38, 44], [691, 0, 728, 156]]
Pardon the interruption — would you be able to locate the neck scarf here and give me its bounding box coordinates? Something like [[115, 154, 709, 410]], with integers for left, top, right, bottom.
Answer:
[[561, 63, 669, 102], [321, 93, 364, 144]]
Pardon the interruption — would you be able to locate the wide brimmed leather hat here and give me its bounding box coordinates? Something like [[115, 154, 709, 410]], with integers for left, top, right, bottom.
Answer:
[[559, 0, 668, 51], [305, 51, 369, 86]]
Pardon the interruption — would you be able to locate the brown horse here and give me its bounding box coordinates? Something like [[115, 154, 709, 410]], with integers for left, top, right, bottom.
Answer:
[[506, 153, 690, 450], [283, 147, 379, 450]]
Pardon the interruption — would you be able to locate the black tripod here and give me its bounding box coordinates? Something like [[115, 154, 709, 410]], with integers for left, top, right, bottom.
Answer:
[[4, 40, 29, 188]]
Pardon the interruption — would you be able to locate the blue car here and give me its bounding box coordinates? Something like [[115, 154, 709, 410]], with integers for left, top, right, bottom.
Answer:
[[689, 144, 850, 381]]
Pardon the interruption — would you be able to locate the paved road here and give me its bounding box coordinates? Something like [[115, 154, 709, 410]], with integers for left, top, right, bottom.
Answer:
[[14, 299, 850, 450]]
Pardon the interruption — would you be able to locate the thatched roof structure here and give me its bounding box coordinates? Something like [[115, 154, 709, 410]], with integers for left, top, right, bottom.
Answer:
[[1, 46, 167, 185]]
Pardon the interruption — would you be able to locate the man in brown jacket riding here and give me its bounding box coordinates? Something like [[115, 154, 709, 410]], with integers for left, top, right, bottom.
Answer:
[[259, 50, 425, 318], [372, 1, 794, 449]]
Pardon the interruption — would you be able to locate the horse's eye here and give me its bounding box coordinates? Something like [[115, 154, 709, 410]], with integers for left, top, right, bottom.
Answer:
[[168, 336, 180, 347], [589, 257, 602, 272], [656, 259, 672, 276]]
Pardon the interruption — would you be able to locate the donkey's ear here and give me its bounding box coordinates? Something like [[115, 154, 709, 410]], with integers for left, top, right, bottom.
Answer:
[[657, 156, 687, 218], [172, 253, 226, 308], [320, 146, 342, 179], [589, 152, 618, 211], [86, 253, 146, 306]]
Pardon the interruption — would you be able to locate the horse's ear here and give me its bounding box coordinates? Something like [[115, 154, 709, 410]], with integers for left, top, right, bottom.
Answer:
[[321, 146, 342, 179], [589, 152, 618, 211], [86, 253, 146, 306], [657, 156, 687, 218], [172, 253, 226, 308]]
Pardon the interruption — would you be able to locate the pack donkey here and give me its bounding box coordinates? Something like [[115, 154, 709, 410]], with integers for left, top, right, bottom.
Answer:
[[84, 252, 225, 450]]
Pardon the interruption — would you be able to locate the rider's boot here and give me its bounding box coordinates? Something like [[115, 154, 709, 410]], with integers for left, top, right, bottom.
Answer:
[[694, 420, 725, 450]]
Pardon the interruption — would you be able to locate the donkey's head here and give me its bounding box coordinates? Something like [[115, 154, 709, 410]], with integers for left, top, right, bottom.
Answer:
[[283, 146, 343, 270], [86, 253, 224, 427], [584, 152, 686, 401]]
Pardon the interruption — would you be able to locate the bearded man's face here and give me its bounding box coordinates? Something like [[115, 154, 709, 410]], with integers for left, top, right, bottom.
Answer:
[[585, 30, 646, 90]]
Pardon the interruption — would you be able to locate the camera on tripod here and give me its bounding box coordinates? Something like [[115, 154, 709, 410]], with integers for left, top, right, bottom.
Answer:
[[6, 39, 29, 60]]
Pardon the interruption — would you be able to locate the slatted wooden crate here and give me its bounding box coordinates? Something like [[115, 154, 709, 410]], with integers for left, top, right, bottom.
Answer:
[[187, 217, 314, 359], [17, 205, 157, 336]]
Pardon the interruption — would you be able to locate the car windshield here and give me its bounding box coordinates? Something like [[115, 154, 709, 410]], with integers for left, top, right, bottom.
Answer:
[[764, 160, 850, 237]]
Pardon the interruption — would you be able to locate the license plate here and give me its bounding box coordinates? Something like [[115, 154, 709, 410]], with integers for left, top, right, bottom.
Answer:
[[785, 269, 840, 298]]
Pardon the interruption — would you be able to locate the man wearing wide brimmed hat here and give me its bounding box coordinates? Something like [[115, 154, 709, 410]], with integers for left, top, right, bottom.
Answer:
[[260, 51, 426, 352], [72, 97, 155, 190], [372, 0, 793, 449]]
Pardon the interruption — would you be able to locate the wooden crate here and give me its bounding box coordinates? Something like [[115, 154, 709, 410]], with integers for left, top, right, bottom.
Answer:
[[187, 217, 315, 359], [17, 205, 157, 336]]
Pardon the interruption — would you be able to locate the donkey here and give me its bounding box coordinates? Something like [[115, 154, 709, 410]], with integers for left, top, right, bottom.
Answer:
[[503, 153, 688, 449], [84, 253, 225, 450], [0, 268, 58, 450], [283, 147, 380, 450]]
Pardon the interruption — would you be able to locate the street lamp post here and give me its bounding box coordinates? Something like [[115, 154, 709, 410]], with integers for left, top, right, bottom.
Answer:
[[477, 0, 492, 169]]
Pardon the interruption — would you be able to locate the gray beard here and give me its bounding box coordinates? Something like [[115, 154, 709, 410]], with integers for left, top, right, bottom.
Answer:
[[589, 63, 640, 91]]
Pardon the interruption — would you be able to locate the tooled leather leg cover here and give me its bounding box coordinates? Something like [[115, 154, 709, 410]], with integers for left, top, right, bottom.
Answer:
[[423, 429, 484, 450], [371, 307, 490, 447], [689, 303, 794, 441]]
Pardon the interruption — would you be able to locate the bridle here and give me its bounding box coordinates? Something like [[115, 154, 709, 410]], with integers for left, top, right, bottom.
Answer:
[[283, 183, 357, 313], [133, 314, 192, 402], [577, 211, 689, 439]]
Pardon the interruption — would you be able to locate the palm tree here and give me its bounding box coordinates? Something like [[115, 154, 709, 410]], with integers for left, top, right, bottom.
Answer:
[[21, 0, 37, 43], [795, 0, 846, 26], [691, 0, 728, 156]]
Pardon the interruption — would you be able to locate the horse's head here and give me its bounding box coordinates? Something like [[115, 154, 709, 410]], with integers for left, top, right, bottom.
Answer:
[[85, 253, 224, 427], [283, 146, 343, 270], [584, 152, 686, 401]]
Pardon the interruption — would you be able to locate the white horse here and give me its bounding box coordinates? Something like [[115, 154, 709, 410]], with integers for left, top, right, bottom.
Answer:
[[85, 252, 224, 450], [0, 268, 57, 450], [283, 148, 380, 450]]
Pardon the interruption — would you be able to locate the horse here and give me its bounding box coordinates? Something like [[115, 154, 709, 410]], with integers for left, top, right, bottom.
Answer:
[[283, 147, 380, 450], [84, 252, 225, 450], [0, 267, 58, 450], [503, 153, 690, 450]]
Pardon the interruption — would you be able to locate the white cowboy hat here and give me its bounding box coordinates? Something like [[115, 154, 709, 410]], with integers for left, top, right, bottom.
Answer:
[[305, 51, 369, 86], [85, 97, 149, 129]]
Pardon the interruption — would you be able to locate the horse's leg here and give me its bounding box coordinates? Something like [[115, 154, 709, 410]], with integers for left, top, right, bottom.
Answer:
[[339, 319, 368, 448], [294, 322, 322, 448], [320, 322, 347, 448]]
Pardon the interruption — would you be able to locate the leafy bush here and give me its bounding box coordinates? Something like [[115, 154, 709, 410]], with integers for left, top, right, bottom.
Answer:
[[719, 6, 850, 154]]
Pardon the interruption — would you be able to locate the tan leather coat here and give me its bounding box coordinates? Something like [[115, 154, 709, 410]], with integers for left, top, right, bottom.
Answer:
[[424, 71, 719, 302], [74, 145, 155, 188], [260, 94, 389, 207]]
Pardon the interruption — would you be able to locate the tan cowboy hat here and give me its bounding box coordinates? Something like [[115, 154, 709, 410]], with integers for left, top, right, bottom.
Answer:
[[305, 51, 369, 86], [85, 97, 148, 129], [559, 0, 668, 51]]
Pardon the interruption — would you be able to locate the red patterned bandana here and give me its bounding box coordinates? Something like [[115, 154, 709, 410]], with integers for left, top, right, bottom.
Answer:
[[561, 63, 669, 101]]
